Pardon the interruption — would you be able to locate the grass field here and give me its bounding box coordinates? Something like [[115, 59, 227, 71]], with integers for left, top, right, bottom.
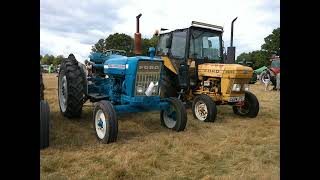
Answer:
[[40, 73, 280, 180]]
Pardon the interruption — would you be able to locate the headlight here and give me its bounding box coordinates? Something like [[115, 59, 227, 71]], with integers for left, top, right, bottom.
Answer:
[[232, 84, 241, 92], [243, 84, 249, 91], [137, 86, 144, 93]]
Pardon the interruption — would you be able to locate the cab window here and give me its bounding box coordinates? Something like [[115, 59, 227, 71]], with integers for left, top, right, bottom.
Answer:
[[156, 34, 170, 56], [170, 30, 187, 58]]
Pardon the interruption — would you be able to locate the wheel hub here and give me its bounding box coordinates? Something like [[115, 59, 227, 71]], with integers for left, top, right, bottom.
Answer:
[[163, 104, 177, 128], [97, 119, 103, 129], [238, 100, 250, 114], [195, 101, 208, 121], [95, 109, 107, 139]]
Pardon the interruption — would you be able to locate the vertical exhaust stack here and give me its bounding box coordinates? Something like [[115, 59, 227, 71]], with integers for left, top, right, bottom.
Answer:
[[226, 17, 238, 64], [230, 17, 238, 47], [134, 13, 142, 55]]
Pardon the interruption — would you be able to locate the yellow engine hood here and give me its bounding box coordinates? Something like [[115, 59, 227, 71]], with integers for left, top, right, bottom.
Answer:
[[198, 63, 253, 79]]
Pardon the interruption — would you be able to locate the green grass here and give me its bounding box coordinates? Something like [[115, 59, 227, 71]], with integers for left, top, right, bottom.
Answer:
[[41, 74, 280, 180]]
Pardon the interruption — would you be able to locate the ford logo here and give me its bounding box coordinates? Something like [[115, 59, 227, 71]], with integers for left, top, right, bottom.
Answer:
[[243, 70, 248, 74], [139, 66, 159, 70]]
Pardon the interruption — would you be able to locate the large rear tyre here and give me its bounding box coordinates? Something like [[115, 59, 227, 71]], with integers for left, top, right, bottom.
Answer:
[[160, 97, 187, 131], [160, 67, 178, 98], [192, 94, 217, 122], [232, 91, 259, 118], [40, 100, 50, 149], [58, 54, 86, 118], [93, 100, 118, 143]]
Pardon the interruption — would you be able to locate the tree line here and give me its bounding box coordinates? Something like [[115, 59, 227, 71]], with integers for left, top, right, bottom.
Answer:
[[91, 33, 159, 56], [40, 33, 159, 65], [40, 54, 65, 66], [236, 27, 280, 69]]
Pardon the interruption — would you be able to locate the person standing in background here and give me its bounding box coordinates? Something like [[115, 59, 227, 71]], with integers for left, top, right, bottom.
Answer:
[[48, 64, 53, 73]]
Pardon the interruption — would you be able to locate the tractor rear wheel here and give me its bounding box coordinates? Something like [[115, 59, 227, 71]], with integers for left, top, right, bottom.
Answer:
[[192, 94, 217, 122], [160, 67, 178, 98], [160, 97, 187, 131], [260, 71, 270, 84], [93, 100, 118, 143], [232, 91, 259, 118], [40, 100, 50, 149], [58, 54, 86, 118]]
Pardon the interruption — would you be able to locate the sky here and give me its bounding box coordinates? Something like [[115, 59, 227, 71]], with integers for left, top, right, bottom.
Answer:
[[40, 0, 280, 61]]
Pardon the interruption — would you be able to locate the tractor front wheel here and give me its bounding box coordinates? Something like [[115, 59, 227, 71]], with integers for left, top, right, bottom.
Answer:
[[232, 91, 259, 118], [192, 94, 217, 122], [160, 98, 187, 131], [93, 100, 118, 143]]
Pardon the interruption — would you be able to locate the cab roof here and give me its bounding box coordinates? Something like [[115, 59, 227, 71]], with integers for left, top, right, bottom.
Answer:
[[159, 21, 224, 35]]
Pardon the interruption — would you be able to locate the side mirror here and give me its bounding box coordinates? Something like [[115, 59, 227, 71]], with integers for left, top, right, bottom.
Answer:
[[166, 36, 172, 48]]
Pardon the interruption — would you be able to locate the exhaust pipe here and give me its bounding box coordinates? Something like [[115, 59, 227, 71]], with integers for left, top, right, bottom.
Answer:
[[230, 17, 238, 47], [134, 13, 142, 55], [226, 17, 238, 64]]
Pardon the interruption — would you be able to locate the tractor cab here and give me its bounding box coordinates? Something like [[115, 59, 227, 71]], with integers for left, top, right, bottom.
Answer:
[[156, 21, 225, 90], [157, 21, 224, 68]]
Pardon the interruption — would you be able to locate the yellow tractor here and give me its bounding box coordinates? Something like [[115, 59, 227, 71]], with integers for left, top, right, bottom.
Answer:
[[156, 18, 259, 122]]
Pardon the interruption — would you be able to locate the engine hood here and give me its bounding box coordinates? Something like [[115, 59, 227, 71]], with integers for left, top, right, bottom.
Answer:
[[104, 55, 162, 76], [198, 63, 253, 79]]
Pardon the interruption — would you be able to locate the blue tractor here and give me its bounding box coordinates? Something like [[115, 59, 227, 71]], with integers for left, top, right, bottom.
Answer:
[[58, 14, 187, 143]]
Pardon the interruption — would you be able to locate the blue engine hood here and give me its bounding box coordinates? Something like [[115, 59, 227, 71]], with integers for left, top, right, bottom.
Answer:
[[104, 55, 162, 76]]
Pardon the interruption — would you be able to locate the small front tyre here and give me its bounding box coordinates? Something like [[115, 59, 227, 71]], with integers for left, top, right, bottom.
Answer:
[[232, 91, 259, 118], [160, 98, 187, 131], [93, 100, 118, 143], [192, 94, 217, 122]]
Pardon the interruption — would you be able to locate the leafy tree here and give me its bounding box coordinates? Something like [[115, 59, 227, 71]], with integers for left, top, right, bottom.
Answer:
[[236, 52, 252, 63], [141, 35, 159, 55], [41, 54, 55, 65], [53, 55, 64, 66], [91, 33, 159, 56], [261, 27, 280, 54], [92, 39, 107, 53], [236, 27, 280, 69], [105, 33, 133, 52]]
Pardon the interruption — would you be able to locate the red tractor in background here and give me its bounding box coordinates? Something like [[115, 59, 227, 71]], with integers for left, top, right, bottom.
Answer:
[[260, 53, 280, 90], [270, 55, 280, 74]]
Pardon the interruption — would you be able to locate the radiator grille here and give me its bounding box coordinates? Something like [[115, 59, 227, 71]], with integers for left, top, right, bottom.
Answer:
[[135, 61, 162, 96]]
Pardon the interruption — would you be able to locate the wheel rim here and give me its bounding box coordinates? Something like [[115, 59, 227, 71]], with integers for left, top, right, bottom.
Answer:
[[95, 109, 108, 140], [59, 75, 67, 112], [163, 104, 177, 128], [261, 73, 270, 84], [194, 100, 208, 121]]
